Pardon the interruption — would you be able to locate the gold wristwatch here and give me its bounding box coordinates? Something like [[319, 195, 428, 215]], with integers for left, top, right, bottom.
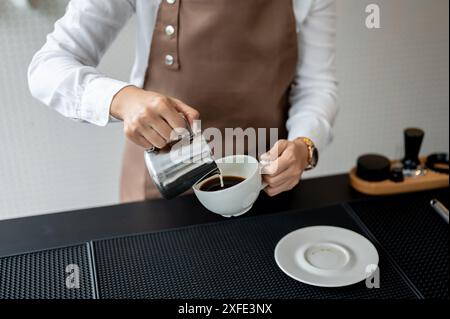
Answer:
[[300, 137, 319, 171]]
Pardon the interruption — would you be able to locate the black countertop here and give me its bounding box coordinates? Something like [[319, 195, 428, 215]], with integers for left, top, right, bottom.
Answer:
[[0, 174, 365, 257], [1, 173, 448, 300]]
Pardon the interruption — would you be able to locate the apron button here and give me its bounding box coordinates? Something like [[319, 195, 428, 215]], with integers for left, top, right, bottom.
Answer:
[[165, 25, 176, 37], [166, 0, 176, 4], [165, 54, 175, 66]]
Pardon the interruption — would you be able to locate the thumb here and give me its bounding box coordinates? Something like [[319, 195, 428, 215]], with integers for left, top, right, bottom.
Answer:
[[261, 140, 289, 161], [172, 98, 200, 126]]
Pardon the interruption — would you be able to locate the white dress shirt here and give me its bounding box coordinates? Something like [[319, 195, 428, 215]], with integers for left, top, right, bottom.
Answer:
[[28, 0, 338, 151]]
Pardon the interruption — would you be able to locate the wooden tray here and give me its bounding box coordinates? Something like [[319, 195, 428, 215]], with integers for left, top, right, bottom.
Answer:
[[350, 158, 449, 196]]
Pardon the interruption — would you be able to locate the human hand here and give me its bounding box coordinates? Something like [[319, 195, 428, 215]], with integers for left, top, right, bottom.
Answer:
[[261, 139, 310, 197], [111, 86, 200, 149]]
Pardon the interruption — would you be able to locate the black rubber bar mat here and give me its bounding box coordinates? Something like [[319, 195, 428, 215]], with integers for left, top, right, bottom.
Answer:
[[93, 205, 417, 299], [0, 244, 95, 299], [348, 188, 449, 299]]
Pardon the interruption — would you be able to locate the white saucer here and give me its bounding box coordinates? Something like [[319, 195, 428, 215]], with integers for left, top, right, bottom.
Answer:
[[274, 226, 379, 288]]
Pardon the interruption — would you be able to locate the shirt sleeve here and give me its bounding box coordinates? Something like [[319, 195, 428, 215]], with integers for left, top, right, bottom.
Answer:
[[28, 0, 136, 126], [288, 0, 339, 151]]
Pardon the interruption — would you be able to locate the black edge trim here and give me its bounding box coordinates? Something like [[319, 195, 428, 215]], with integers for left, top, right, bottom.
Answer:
[[87, 241, 99, 299], [342, 203, 425, 300]]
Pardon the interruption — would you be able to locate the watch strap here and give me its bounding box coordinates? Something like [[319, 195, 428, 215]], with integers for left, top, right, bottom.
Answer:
[[299, 137, 318, 171]]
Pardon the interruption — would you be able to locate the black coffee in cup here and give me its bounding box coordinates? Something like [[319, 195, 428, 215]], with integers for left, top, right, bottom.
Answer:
[[200, 176, 245, 192]]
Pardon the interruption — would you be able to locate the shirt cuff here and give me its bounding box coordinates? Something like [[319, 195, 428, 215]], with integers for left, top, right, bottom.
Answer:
[[80, 77, 131, 126], [287, 115, 333, 152]]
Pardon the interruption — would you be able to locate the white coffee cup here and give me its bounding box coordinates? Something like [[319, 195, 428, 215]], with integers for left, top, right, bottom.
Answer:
[[193, 155, 268, 218]]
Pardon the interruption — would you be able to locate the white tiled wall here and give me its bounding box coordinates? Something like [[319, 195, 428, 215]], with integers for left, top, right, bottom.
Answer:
[[323, 0, 449, 177], [0, 0, 133, 219], [0, 0, 448, 220]]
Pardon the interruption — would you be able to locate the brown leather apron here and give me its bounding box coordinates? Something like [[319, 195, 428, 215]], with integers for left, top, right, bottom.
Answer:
[[120, 0, 298, 202]]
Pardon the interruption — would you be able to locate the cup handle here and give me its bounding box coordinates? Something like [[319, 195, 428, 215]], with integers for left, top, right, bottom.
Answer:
[[259, 160, 271, 191]]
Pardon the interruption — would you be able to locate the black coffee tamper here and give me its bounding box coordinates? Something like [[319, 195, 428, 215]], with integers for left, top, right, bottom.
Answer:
[[402, 128, 425, 170]]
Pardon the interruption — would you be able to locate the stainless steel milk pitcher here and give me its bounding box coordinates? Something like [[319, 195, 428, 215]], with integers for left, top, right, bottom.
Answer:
[[144, 120, 219, 199]]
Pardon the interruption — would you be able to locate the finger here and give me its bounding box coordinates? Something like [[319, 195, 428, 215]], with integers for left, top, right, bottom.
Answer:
[[159, 101, 187, 131], [146, 118, 173, 142], [125, 125, 153, 149], [140, 126, 167, 149], [265, 180, 299, 197], [129, 133, 153, 150], [263, 167, 297, 188], [171, 98, 200, 125], [261, 140, 290, 162], [261, 155, 291, 176]]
